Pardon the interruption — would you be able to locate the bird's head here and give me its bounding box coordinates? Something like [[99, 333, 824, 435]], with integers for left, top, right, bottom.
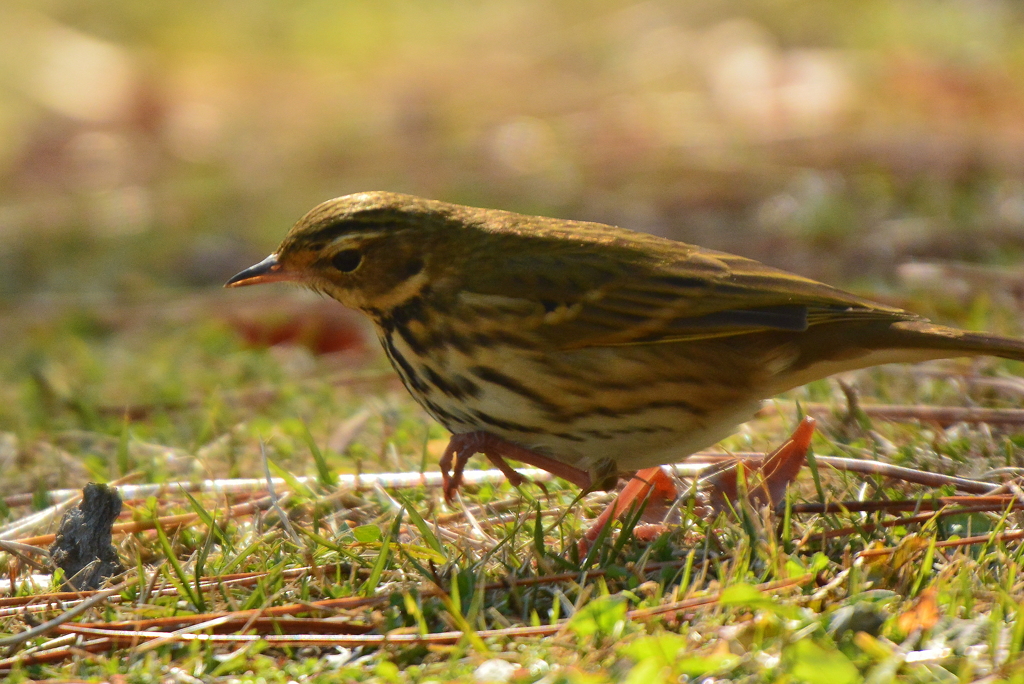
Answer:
[[226, 192, 457, 311]]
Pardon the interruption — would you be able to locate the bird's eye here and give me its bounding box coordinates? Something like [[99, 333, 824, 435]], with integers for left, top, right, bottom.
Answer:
[[331, 249, 362, 273]]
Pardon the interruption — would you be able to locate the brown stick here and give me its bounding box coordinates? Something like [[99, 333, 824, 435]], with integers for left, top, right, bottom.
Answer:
[[14, 496, 275, 548], [759, 402, 1024, 427]]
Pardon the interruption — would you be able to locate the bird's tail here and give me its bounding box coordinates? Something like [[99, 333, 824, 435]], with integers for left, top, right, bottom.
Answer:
[[887, 320, 1024, 363], [769, 319, 1024, 394]]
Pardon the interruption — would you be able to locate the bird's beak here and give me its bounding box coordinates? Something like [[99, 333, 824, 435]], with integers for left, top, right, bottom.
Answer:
[[225, 254, 300, 287]]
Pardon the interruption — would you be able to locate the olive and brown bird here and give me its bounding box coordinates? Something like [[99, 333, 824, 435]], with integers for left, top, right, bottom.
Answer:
[[226, 191, 1024, 501]]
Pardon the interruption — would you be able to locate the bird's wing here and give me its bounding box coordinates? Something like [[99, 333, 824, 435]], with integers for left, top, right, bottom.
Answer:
[[461, 240, 918, 350]]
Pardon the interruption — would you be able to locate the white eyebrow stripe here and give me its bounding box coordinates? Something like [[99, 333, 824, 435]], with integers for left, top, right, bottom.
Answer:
[[325, 225, 416, 247], [327, 233, 381, 248]]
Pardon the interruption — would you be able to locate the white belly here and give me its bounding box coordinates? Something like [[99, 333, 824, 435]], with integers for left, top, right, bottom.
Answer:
[[387, 331, 763, 473]]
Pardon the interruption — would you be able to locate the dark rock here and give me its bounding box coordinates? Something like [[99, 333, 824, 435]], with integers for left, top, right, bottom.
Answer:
[[49, 483, 125, 590]]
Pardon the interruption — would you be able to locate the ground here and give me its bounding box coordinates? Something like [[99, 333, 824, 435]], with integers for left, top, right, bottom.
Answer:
[[0, 283, 1023, 682]]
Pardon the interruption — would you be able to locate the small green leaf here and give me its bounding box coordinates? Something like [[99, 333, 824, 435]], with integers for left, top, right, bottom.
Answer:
[[352, 524, 383, 543], [676, 654, 742, 677], [621, 633, 687, 663], [568, 595, 627, 639], [294, 524, 367, 565], [809, 552, 830, 574], [533, 502, 545, 559], [785, 639, 860, 684], [719, 583, 798, 618], [374, 660, 400, 683], [623, 659, 670, 684], [1011, 600, 1024, 656], [786, 558, 807, 578], [219, 533, 269, 575], [156, 524, 203, 611]]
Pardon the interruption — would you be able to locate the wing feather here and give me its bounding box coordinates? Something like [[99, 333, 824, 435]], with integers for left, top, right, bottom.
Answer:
[[459, 228, 919, 350]]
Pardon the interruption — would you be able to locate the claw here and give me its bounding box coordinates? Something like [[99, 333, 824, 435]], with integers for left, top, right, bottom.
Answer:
[[440, 433, 486, 503], [438, 431, 594, 502]]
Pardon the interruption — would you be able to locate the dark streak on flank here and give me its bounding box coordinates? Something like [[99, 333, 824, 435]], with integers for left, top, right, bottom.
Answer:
[[469, 365, 563, 415], [636, 287, 684, 301], [380, 329, 429, 394], [585, 374, 702, 390], [445, 330, 474, 355], [422, 366, 480, 400], [421, 396, 463, 428], [480, 329, 543, 349], [472, 333, 497, 349], [611, 425, 674, 434], [470, 410, 551, 435], [379, 297, 431, 356], [707, 282, 762, 297], [562, 398, 708, 421], [385, 294, 468, 356], [580, 308, 652, 326], [551, 432, 587, 443]]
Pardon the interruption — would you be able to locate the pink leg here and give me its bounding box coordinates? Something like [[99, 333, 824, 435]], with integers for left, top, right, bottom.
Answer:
[[698, 416, 815, 514], [439, 436, 474, 503], [439, 431, 595, 502], [581, 467, 677, 552], [581, 417, 816, 553], [482, 452, 527, 488]]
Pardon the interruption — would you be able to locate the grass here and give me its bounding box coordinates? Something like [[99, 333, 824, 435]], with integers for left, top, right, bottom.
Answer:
[[0, 288, 1023, 682], [4, 0, 1024, 679]]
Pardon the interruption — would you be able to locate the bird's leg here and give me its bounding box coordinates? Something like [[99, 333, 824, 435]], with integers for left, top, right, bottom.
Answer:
[[477, 436, 594, 489], [697, 416, 815, 515], [481, 452, 527, 488], [440, 431, 594, 502], [577, 464, 679, 548], [755, 416, 816, 504], [580, 466, 677, 552], [440, 434, 481, 503], [581, 417, 817, 551]]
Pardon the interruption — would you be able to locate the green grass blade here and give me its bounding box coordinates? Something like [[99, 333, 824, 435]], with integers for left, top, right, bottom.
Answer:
[[301, 420, 336, 487], [181, 488, 233, 551], [363, 509, 401, 596], [155, 523, 203, 611], [392, 490, 444, 557]]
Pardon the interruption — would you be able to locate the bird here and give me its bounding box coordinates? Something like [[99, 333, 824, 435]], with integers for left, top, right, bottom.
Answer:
[[226, 191, 1024, 501]]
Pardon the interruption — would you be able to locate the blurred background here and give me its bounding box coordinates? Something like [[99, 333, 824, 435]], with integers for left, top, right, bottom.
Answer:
[[3, 0, 1024, 490], [4, 0, 1024, 298]]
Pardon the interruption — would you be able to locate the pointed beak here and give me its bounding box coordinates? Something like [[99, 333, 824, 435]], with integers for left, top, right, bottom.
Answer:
[[225, 254, 299, 287]]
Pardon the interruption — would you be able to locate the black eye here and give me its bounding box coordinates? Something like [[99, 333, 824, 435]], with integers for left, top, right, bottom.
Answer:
[[331, 249, 362, 273]]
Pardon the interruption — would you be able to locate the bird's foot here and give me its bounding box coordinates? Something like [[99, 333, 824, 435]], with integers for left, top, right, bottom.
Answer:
[[580, 417, 816, 552], [579, 466, 677, 553], [439, 431, 594, 503], [697, 416, 816, 516]]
